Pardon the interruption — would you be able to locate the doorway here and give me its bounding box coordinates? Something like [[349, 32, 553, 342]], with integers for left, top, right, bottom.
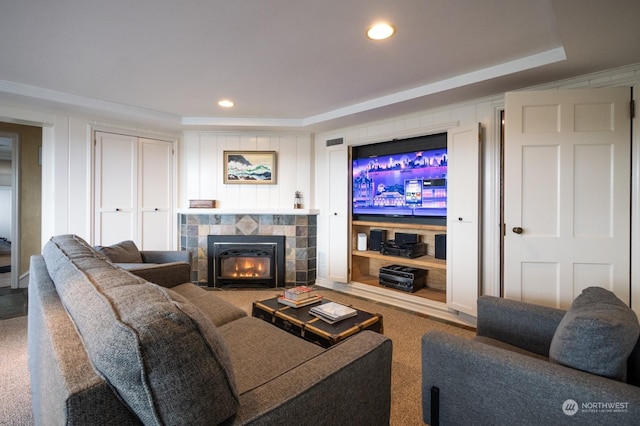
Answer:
[[501, 88, 631, 308], [0, 133, 17, 288], [0, 122, 42, 290]]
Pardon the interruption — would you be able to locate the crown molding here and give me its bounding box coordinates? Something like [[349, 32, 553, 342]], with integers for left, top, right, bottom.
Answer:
[[0, 47, 566, 130]]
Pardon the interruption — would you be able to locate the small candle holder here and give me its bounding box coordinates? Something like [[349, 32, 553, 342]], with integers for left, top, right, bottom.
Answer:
[[294, 191, 303, 209]]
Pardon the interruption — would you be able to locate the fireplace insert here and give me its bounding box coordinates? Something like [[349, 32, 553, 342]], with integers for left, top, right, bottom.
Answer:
[[207, 235, 285, 288]]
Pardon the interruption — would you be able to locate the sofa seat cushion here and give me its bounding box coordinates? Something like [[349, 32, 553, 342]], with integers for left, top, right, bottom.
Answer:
[[549, 286, 640, 380], [171, 283, 247, 326], [218, 316, 324, 393], [95, 240, 143, 263], [43, 235, 239, 425]]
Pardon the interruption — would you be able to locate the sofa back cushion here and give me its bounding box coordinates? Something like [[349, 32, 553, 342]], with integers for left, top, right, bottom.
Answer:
[[43, 235, 239, 425], [549, 286, 640, 381], [95, 240, 143, 263]]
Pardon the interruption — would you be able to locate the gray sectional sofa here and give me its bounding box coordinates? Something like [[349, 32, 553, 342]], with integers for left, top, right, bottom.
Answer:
[[28, 235, 392, 425]]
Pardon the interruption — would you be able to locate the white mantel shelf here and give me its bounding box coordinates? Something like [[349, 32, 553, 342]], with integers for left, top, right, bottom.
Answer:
[[177, 208, 320, 215]]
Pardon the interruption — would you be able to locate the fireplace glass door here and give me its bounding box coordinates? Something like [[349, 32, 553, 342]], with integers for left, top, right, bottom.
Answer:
[[218, 248, 273, 282], [208, 235, 285, 288]]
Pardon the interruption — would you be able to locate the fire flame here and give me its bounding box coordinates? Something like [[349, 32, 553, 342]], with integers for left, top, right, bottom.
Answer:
[[229, 259, 266, 278]]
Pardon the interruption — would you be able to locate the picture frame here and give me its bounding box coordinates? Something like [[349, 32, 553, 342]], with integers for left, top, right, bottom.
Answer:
[[223, 151, 277, 184]]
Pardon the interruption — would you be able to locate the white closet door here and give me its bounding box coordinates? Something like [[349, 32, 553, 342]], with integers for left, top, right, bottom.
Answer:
[[328, 146, 349, 282], [94, 132, 137, 246], [446, 125, 481, 316], [139, 138, 173, 250]]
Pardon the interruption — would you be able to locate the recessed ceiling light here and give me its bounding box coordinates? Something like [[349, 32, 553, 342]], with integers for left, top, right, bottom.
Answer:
[[218, 99, 234, 108], [366, 23, 395, 40]]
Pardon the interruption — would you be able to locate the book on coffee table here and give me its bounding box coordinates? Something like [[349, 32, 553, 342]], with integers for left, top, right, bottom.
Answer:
[[277, 294, 322, 308], [309, 302, 357, 324], [284, 286, 318, 301]]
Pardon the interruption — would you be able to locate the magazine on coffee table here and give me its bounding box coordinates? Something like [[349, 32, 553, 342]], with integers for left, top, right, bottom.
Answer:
[[309, 302, 357, 324]]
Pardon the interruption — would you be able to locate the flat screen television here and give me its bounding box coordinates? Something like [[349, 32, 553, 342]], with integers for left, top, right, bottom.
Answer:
[[351, 133, 447, 224]]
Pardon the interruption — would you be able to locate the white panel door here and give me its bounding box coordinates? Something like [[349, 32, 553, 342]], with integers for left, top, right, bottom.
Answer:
[[327, 146, 349, 283], [139, 138, 173, 250], [94, 132, 137, 246], [446, 125, 481, 316], [504, 88, 631, 308]]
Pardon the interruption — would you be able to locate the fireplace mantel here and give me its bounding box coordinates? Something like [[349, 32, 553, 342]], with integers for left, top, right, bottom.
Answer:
[[177, 208, 319, 215]]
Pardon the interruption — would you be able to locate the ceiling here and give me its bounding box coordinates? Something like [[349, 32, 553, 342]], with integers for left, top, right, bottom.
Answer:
[[0, 0, 639, 132]]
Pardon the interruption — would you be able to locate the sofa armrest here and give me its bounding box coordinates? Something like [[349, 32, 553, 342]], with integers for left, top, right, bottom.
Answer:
[[476, 296, 566, 356], [123, 262, 191, 288], [422, 331, 640, 425], [229, 331, 392, 425], [140, 250, 191, 264], [28, 256, 141, 425]]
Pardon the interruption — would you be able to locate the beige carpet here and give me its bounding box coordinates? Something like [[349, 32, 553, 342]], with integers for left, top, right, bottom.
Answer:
[[0, 288, 474, 426], [0, 316, 32, 426]]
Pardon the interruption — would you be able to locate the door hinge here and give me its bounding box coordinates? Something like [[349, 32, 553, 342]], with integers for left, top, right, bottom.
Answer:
[[631, 100, 636, 119]]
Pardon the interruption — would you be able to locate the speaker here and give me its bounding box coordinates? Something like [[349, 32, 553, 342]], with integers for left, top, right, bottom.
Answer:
[[357, 233, 367, 251], [395, 232, 418, 244], [435, 234, 446, 260], [369, 229, 387, 251]]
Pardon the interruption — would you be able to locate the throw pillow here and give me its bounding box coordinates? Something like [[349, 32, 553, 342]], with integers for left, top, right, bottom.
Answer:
[[549, 286, 640, 380], [95, 240, 143, 263]]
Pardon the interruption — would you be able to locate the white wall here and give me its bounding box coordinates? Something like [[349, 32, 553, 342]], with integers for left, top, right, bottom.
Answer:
[[181, 132, 312, 210], [0, 103, 182, 245], [45, 116, 181, 244]]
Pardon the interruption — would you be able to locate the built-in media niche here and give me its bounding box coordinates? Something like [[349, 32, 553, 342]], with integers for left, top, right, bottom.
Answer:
[[351, 132, 447, 225], [350, 132, 448, 302]]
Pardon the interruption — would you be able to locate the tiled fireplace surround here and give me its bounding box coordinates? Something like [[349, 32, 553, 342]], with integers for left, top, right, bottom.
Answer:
[[179, 213, 317, 286]]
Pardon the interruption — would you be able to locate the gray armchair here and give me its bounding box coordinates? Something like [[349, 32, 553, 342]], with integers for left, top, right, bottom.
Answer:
[[422, 291, 640, 425], [95, 240, 192, 287]]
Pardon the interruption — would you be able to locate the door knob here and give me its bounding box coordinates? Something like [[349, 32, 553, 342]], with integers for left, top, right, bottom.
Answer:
[[512, 227, 524, 234]]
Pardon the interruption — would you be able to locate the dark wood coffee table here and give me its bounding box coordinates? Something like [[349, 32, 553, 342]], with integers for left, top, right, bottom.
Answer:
[[252, 296, 383, 348]]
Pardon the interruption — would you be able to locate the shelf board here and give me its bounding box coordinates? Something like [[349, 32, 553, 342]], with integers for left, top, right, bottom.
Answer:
[[354, 274, 447, 303], [352, 249, 446, 269], [352, 220, 446, 232]]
